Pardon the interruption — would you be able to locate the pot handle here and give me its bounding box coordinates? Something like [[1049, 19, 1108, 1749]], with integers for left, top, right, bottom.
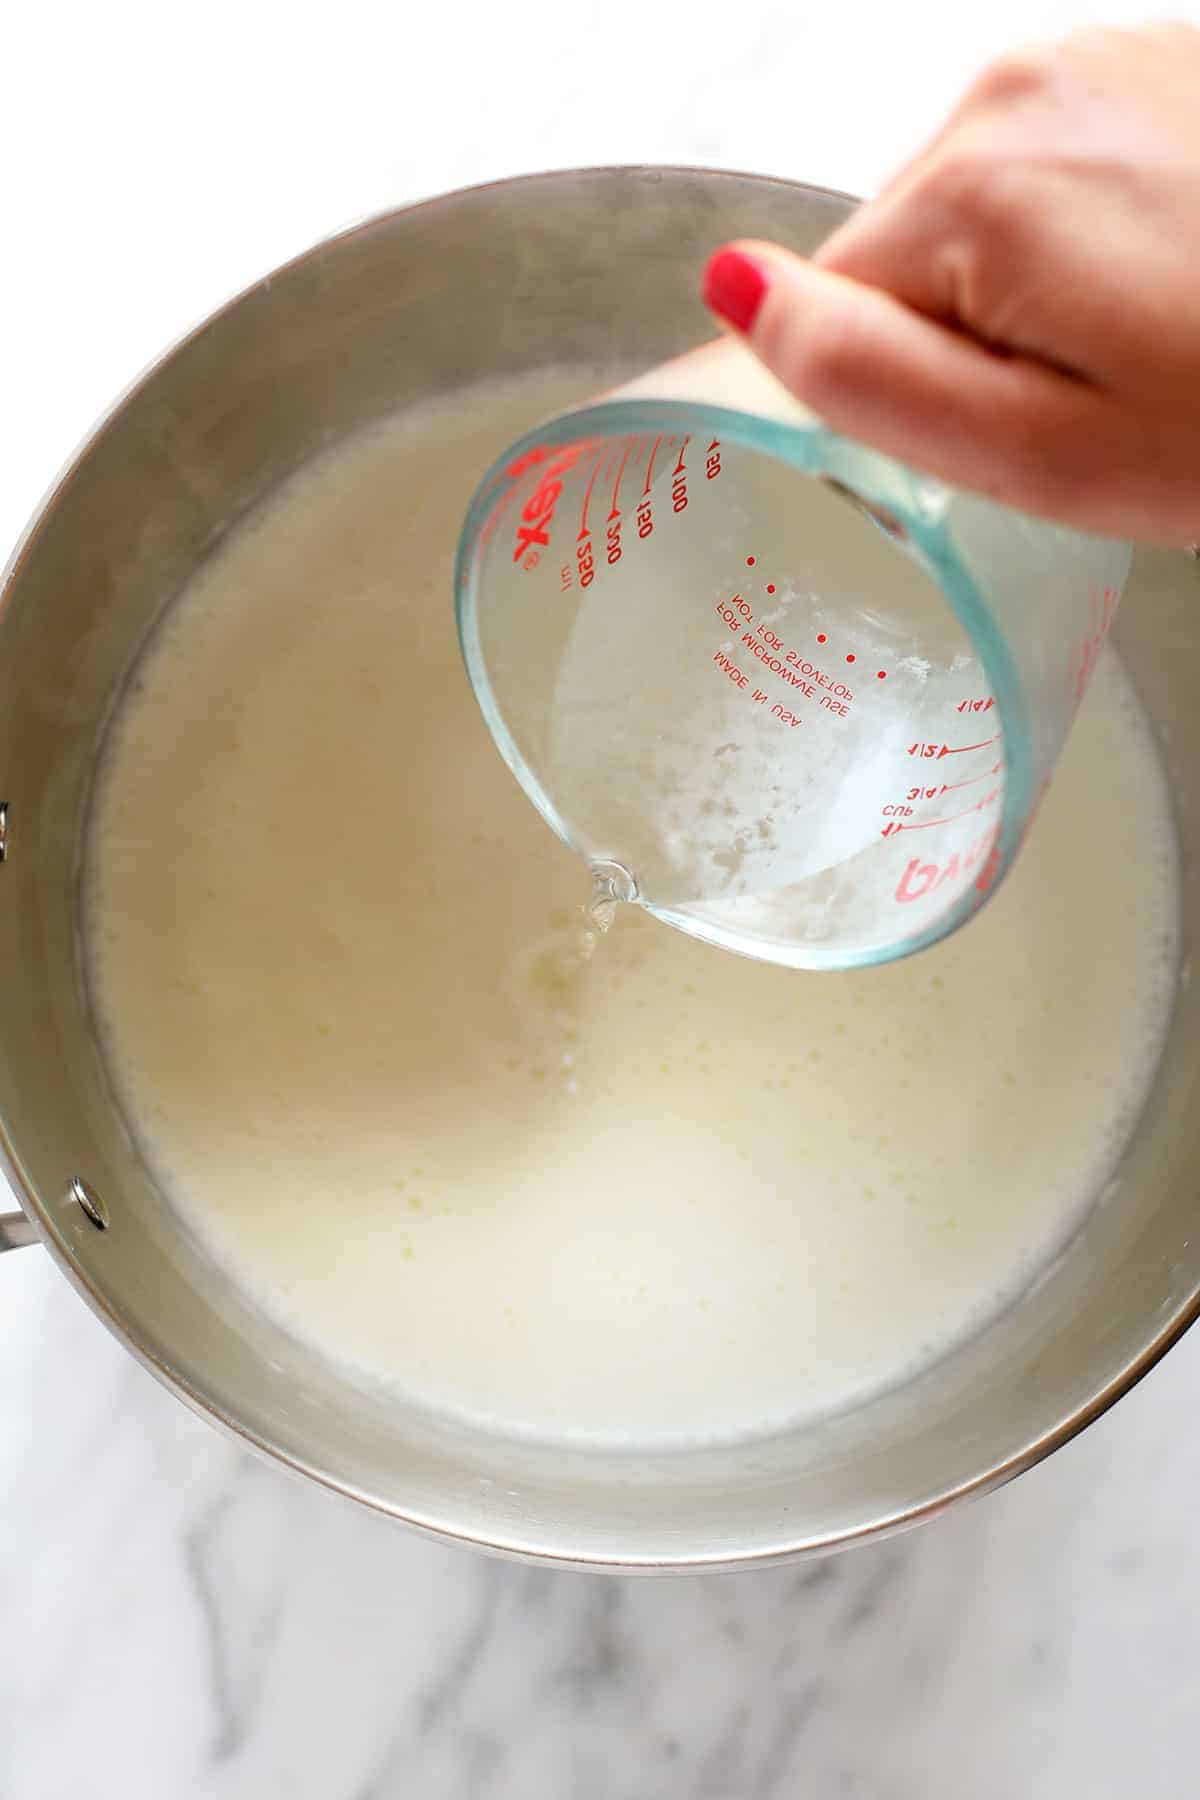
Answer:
[[0, 1209, 37, 1251]]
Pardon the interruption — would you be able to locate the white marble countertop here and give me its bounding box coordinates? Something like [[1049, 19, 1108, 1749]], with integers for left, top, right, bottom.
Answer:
[[5, 1247, 1200, 1798], [4, 1, 1200, 1793]]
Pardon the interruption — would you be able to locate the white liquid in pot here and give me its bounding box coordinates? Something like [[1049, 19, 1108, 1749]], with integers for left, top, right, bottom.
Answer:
[[84, 376, 1181, 1449]]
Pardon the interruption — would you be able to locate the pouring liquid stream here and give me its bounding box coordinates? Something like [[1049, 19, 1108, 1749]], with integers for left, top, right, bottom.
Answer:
[[577, 859, 639, 960], [521, 861, 639, 1098]]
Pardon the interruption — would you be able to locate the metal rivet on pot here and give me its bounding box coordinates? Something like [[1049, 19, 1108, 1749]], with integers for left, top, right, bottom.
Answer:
[[68, 1176, 109, 1230]]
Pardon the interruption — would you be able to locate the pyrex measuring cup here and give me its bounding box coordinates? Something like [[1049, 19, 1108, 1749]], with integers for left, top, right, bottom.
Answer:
[[455, 335, 1131, 970]]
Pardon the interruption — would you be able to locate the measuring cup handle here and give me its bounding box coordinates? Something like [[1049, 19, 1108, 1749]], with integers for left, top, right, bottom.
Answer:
[[0, 1208, 37, 1252]]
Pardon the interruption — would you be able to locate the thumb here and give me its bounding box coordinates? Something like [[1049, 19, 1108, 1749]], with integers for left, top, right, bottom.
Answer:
[[700, 239, 1107, 524]]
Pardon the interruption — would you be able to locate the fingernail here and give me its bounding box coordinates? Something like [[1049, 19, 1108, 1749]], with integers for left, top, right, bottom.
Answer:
[[703, 248, 769, 334]]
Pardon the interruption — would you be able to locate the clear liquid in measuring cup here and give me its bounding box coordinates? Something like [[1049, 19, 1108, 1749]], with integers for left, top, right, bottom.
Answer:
[[535, 443, 993, 962]]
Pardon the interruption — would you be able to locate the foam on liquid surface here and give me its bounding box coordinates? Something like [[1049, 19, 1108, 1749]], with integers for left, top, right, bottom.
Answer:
[[84, 375, 1181, 1449]]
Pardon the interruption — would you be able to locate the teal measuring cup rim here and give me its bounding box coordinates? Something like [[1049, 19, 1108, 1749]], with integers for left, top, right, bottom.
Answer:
[[454, 395, 1034, 971]]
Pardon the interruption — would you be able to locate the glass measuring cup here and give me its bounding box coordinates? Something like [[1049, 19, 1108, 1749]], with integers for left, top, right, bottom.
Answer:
[[455, 337, 1130, 970]]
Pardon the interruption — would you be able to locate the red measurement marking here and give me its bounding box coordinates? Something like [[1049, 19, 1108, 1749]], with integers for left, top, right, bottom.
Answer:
[[671, 439, 691, 513], [908, 735, 1000, 760], [940, 762, 1002, 795], [577, 450, 607, 540], [766, 583, 776, 594], [877, 670, 887, 679], [608, 440, 634, 521], [1074, 582, 1119, 702], [845, 653, 856, 664], [746, 555, 756, 567], [947, 736, 999, 756], [881, 790, 1000, 837], [817, 633, 827, 644], [642, 435, 663, 495]]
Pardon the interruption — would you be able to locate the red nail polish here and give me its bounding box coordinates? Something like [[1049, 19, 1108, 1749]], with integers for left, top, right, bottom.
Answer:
[[703, 248, 768, 334]]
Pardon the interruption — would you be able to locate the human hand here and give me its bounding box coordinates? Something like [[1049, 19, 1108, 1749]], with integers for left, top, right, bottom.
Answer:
[[703, 24, 1200, 543]]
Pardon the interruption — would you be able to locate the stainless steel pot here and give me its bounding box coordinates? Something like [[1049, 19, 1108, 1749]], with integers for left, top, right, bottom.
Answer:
[[2, 167, 1198, 1571]]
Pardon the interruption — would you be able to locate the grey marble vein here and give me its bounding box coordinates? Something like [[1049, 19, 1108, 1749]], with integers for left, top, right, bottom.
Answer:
[[184, 1459, 293, 1763]]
